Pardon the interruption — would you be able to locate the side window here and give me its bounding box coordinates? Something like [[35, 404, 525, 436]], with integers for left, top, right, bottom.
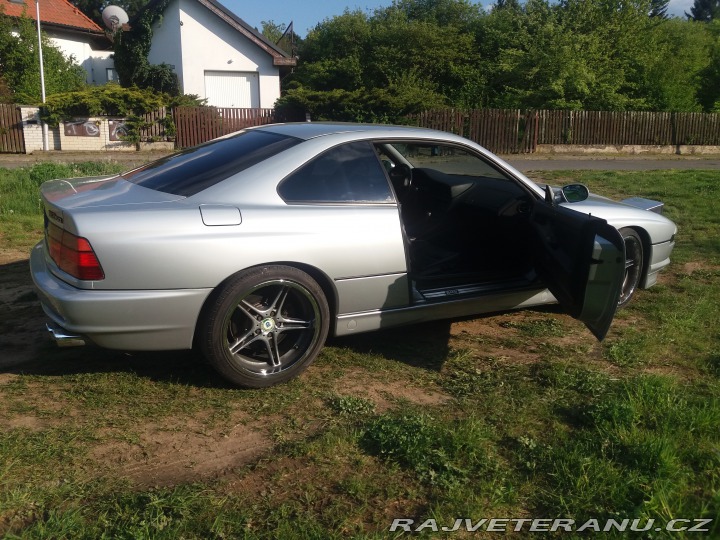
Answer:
[[389, 143, 511, 181], [278, 141, 394, 203]]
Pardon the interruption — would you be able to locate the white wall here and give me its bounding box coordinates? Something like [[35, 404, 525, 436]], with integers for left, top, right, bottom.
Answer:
[[48, 30, 114, 85], [146, 1, 184, 88], [149, 0, 280, 108]]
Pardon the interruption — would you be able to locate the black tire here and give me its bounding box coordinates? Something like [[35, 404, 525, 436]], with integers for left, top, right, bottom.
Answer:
[[618, 228, 644, 308], [199, 265, 329, 388]]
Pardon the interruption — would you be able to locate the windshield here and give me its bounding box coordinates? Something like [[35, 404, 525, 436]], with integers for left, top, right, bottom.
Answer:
[[122, 130, 301, 196]]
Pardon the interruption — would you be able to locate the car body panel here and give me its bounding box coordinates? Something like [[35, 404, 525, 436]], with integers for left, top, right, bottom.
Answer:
[[334, 273, 410, 313], [31, 244, 209, 350], [529, 200, 624, 340], [31, 122, 676, 357], [336, 285, 554, 336], [43, 200, 407, 293]]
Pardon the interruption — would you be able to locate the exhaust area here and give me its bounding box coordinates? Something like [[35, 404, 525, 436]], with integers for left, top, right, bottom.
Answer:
[[46, 322, 86, 347]]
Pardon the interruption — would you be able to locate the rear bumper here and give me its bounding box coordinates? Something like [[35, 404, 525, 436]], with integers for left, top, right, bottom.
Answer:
[[30, 242, 212, 351]]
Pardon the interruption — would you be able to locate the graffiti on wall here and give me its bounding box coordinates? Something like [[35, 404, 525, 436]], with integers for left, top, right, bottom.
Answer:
[[64, 121, 100, 137]]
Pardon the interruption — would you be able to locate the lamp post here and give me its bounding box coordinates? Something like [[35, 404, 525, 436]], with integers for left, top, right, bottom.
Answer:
[[11, 0, 49, 150], [35, 0, 49, 151]]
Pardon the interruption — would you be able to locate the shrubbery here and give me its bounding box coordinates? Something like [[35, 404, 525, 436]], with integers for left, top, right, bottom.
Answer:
[[39, 85, 204, 144]]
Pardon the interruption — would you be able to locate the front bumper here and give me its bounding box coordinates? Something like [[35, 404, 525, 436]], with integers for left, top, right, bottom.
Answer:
[[644, 237, 675, 289], [30, 242, 212, 351]]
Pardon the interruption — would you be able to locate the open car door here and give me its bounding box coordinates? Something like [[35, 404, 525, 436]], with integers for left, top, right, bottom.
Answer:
[[530, 200, 625, 340]]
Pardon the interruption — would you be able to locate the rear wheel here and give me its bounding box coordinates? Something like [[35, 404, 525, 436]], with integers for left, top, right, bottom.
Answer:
[[618, 228, 644, 308], [200, 266, 329, 388]]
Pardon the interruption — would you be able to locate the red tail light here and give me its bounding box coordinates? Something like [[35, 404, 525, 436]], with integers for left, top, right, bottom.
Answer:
[[46, 223, 105, 280]]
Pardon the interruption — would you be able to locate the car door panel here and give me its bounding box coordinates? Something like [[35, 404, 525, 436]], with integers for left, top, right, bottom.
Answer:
[[530, 201, 624, 340]]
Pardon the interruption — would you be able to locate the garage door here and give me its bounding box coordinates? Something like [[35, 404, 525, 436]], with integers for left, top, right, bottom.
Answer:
[[204, 71, 259, 108]]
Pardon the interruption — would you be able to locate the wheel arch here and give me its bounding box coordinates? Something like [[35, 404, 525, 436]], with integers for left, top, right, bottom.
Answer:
[[192, 262, 340, 348], [620, 226, 652, 289]]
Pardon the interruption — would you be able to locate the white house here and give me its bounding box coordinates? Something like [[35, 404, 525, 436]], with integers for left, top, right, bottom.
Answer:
[[4, 0, 115, 85], [146, 0, 296, 108]]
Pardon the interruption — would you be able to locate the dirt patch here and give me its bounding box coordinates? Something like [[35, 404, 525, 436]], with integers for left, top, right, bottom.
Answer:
[[679, 261, 720, 277], [449, 311, 578, 359], [0, 253, 50, 370], [333, 368, 450, 411], [5, 415, 49, 431], [90, 413, 271, 487], [0, 248, 31, 265]]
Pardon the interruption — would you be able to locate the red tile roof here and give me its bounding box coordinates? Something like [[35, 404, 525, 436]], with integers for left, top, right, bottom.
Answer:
[[3, 0, 104, 34]]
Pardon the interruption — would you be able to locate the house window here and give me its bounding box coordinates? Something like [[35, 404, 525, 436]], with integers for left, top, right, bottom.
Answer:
[[106, 68, 118, 82]]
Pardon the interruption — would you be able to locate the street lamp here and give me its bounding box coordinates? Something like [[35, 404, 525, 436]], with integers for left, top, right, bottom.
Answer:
[[10, 0, 49, 151]]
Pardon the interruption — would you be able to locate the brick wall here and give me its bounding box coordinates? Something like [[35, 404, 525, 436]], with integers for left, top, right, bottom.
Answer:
[[19, 106, 138, 153], [58, 118, 136, 152], [20, 107, 60, 153]]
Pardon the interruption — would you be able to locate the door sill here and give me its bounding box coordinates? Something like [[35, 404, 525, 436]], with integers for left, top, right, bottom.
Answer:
[[413, 274, 539, 303]]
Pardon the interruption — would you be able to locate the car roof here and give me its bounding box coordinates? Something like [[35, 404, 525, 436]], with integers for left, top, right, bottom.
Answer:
[[256, 122, 453, 141]]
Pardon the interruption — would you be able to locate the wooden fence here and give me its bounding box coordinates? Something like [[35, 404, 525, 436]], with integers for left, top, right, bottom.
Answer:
[[140, 108, 168, 141], [0, 104, 25, 154], [173, 107, 276, 148], [536, 110, 720, 146], [410, 109, 720, 153], [3, 105, 719, 153], [409, 109, 536, 154]]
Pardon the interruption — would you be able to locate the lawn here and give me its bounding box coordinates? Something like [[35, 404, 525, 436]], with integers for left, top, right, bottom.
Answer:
[[0, 165, 717, 538]]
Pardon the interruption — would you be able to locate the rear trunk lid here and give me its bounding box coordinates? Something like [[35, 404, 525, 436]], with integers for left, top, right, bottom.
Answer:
[[42, 175, 185, 232], [40, 176, 187, 287]]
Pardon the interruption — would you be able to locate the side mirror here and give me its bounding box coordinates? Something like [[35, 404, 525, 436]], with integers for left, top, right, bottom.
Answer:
[[561, 184, 590, 203]]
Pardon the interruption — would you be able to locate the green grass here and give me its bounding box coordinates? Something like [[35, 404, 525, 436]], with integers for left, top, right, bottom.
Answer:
[[1, 165, 718, 537], [0, 162, 125, 250], [538, 169, 720, 264]]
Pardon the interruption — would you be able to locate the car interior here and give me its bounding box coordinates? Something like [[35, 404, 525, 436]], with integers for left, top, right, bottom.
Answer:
[[375, 142, 540, 297]]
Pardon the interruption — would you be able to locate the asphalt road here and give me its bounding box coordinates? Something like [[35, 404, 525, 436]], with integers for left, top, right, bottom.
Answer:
[[1, 151, 719, 171], [505, 155, 720, 172]]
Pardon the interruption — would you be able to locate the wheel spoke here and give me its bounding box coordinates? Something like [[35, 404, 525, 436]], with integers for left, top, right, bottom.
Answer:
[[269, 286, 290, 314], [269, 335, 282, 367], [278, 315, 313, 333], [240, 299, 265, 319], [228, 328, 261, 354]]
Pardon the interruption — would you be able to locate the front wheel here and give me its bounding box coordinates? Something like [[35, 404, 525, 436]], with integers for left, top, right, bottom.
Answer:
[[618, 228, 644, 308], [199, 266, 329, 388]]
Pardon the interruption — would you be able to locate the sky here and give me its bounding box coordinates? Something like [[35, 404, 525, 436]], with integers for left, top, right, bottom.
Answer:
[[224, 0, 696, 38]]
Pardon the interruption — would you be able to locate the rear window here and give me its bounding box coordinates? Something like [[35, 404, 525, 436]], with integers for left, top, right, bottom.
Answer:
[[121, 130, 300, 196]]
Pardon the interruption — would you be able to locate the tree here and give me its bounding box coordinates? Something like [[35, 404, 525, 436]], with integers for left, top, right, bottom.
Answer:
[[686, 0, 720, 21], [477, 0, 665, 111], [285, 0, 716, 117], [261, 20, 286, 43], [642, 19, 712, 111], [0, 12, 86, 103], [377, 0, 484, 27], [261, 20, 300, 57], [697, 20, 720, 110], [649, 0, 669, 18], [69, 0, 149, 29], [112, 0, 180, 94], [291, 10, 372, 91], [287, 0, 487, 118]]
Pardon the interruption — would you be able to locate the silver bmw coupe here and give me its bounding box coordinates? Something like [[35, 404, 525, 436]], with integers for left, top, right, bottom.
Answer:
[[31, 123, 677, 387]]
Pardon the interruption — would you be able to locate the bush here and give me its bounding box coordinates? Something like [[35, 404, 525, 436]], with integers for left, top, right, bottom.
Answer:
[[41, 85, 166, 126], [275, 83, 447, 124]]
